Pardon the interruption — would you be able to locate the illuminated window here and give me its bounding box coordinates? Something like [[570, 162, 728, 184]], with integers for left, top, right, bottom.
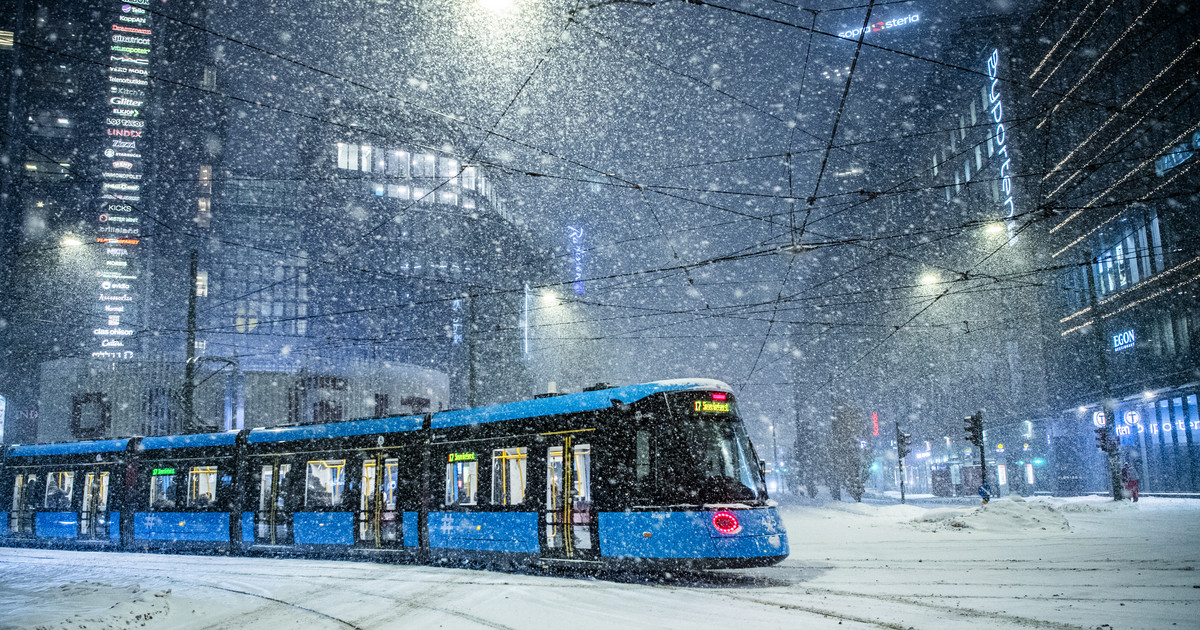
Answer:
[[445, 456, 478, 506], [306, 460, 346, 508], [257, 463, 291, 513], [387, 184, 410, 199], [196, 197, 212, 227], [337, 142, 350, 169], [492, 447, 527, 505], [461, 166, 476, 190], [201, 67, 217, 91], [360, 145, 372, 173], [199, 165, 212, 194], [387, 150, 410, 177], [195, 270, 209, 297], [439, 190, 458, 206], [187, 466, 218, 507], [416, 153, 435, 178], [235, 302, 259, 333], [0, 30, 13, 50], [150, 470, 177, 509], [44, 471, 74, 510]]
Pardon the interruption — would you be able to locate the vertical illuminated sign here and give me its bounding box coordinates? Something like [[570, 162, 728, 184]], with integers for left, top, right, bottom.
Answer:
[[567, 226, 585, 294], [92, 0, 155, 361], [871, 411, 880, 436], [0, 395, 6, 443], [986, 49, 1018, 241]]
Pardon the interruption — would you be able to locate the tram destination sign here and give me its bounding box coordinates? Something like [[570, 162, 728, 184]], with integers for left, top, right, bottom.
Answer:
[[448, 452, 476, 463], [694, 400, 731, 413], [151, 467, 175, 476]]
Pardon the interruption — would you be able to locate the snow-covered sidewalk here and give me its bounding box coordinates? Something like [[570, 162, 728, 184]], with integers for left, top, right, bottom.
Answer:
[[1, 496, 1196, 629]]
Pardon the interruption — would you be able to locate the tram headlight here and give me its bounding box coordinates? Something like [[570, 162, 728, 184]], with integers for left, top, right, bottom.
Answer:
[[712, 510, 741, 535]]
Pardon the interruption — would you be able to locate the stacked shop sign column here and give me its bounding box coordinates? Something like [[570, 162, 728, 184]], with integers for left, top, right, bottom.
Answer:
[[94, 0, 154, 361]]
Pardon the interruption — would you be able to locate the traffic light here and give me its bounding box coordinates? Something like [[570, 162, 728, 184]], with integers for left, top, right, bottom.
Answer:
[[1095, 425, 1115, 454], [895, 421, 913, 458], [963, 412, 984, 448]]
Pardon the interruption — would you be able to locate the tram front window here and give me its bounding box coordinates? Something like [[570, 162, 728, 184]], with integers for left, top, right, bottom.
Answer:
[[640, 416, 765, 504]]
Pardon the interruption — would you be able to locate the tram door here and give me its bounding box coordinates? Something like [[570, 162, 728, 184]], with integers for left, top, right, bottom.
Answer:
[[256, 460, 293, 544], [543, 435, 594, 559], [9, 473, 38, 536], [78, 470, 111, 540], [357, 454, 400, 548]]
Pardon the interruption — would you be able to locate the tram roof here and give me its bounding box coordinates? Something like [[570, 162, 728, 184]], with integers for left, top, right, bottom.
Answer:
[[6, 438, 132, 458], [431, 378, 732, 430], [142, 431, 241, 451], [247, 414, 424, 444]]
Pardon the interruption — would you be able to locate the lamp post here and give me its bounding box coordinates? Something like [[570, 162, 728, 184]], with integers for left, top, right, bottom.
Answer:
[[769, 423, 780, 493]]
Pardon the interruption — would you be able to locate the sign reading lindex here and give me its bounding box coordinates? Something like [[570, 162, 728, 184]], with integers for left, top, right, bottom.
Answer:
[[92, 0, 156, 362]]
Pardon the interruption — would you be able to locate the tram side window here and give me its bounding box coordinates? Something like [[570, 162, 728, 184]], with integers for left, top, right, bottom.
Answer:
[[445, 456, 478, 506], [187, 466, 218, 508], [305, 460, 346, 508], [491, 447, 527, 506], [636, 430, 650, 480], [44, 471, 74, 510], [150, 469, 178, 509]]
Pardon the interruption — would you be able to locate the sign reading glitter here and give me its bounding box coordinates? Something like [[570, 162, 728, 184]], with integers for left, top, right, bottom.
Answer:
[[986, 49, 1018, 241], [92, 0, 155, 361]]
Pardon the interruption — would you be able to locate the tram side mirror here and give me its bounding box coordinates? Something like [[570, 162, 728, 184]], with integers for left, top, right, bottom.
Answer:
[[759, 459, 767, 474]]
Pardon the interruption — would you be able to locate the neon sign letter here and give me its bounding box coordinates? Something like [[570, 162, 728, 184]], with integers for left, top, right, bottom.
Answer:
[[987, 49, 1017, 240]]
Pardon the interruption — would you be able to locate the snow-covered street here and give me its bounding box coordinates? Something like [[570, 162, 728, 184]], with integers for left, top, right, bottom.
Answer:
[[3, 496, 1197, 630]]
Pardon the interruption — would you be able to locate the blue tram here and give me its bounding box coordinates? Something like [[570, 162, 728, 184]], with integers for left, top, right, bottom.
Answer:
[[0, 379, 788, 569]]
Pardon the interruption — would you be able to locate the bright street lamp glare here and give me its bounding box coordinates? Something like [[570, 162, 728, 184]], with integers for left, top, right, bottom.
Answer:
[[985, 223, 1005, 234], [479, 0, 514, 13], [920, 274, 939, 285], [61, 236, 83, 247], [540, 291, 557, 307]]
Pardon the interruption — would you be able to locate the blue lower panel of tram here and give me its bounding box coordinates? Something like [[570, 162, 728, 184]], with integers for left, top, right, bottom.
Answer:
[[597, 509, 789, 559], [293, 512, 354, 545], [36, 512, 78, 539], [0, 512, 7, 538], [403, 511, 419, 546], [135, 512, 229, 542], [241, 512, 254, 542], [428, 511, 539, 553]]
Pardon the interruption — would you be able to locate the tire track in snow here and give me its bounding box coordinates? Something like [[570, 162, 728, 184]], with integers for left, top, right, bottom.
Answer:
[[718, 587, 1095, 630], [192, 583, 365, 629]]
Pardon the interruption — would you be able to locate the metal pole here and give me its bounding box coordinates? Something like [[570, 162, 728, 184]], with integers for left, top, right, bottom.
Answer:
[[1084, 258, 1124, 500], [771, 424, 780, 493], [183, 249, 198, 434], [468, 285, 477, 408], [895, 421, 906, 505]]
